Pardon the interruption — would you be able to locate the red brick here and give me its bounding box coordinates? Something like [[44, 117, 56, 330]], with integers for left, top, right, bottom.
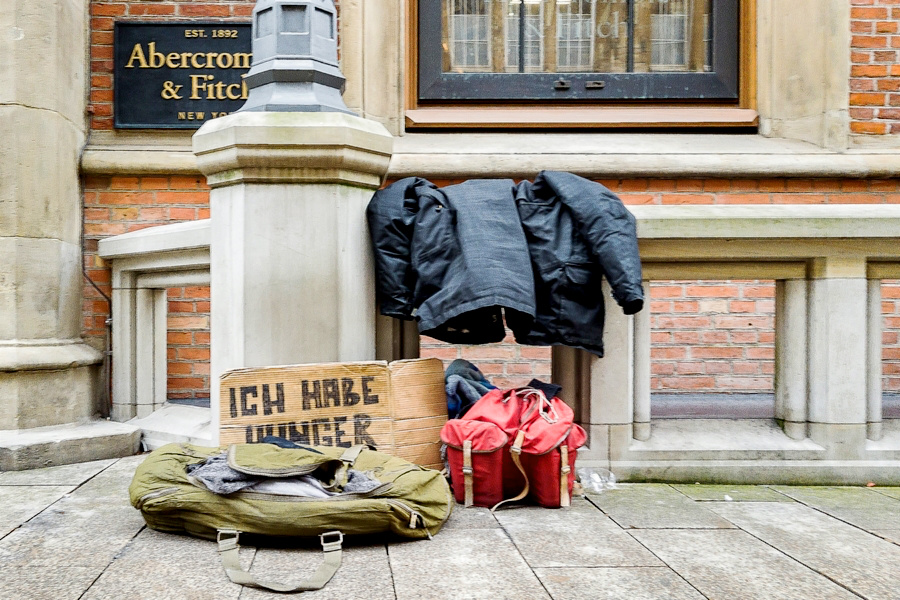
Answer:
[[169, 207, 197, 220], [651, 363, 675, 375], [730, 180, 760, 192], [183, 287, 211, 299], [168, 332, 193, 345], [194, 332, 211, 345], [717, 193, 771, 204], [170, 177, 207, 190], [461, 346, 517, 360], [619, 194, 656, 205], [167, 316, 210, 329], [877, 107, 900, 119], [705, 362, 732, 375], [85, 223, 127, 236], [167, 377, 207, 390], [168, 301, 195, 313], [178, 5, 231, 17], [672, 331, 701, 344], [852, 121, 890, 134], [758, 179, 786, 192], [650, 285, 685, 299], [649, 179, 677, 192], [656, 316, 712, 329], [672, 301, 699, 313], [852, 20, 874, 33], [728, 301, 756, 313], [656, 377, 716, 389], [155, 191, 209, 205], [177, 347, 210, 361], [729, 331, 759, 344], [703, 179, 731, 192], [876, 21, 898, 33], [129, 4, 177, 16], [617, 179, 649, 192], [873, 50, 898, 62], [747, 347, 775, 360], [507, 362, 535, 375], [714, 377, 771, 390], [97, 191, 154, 205], [685, 285, 739, 297], [840, 180, 870, 192], [852, 64, 889, 77], [675, 179, 705, 192], [713, 316, 773, 329], [650, 301, 672, 313], [773, 193, 828, 204], [850, 92, 887, 105], [675, 362, 705, 375], [732, 362, 760, 375], [700, 331, 729, 343], [852, 35, 889, 48], [851, 6, 889, 18], [829, 193, 883, 203], [691, 347, 744, 359], [877, 79, 900, 91]]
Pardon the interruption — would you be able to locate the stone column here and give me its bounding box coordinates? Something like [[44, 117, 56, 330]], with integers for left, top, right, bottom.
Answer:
[[774, 278, 808, 440], [193, 111, 392, 445], [806, 257, 868, 458], [0, 1, 136, 469]]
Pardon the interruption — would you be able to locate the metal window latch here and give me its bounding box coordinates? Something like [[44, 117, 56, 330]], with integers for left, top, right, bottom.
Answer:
[[553, 78, 571, 91], [585, 80, 606, 89]]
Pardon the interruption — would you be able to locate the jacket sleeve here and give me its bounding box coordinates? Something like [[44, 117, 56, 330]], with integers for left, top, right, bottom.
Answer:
[[366, 178, 435, 319], [537, 171, 645, 314]]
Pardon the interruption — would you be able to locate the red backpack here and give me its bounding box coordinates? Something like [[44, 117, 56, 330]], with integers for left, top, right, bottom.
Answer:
[[440, 387, 587, 510]]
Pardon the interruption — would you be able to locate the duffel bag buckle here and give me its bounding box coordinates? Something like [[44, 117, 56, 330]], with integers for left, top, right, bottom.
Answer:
[[217, 529, 240, 551], [320, 531, 343, 552]]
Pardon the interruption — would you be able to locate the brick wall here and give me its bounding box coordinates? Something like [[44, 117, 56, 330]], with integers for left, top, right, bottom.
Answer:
[[850, 0, 900, 135]]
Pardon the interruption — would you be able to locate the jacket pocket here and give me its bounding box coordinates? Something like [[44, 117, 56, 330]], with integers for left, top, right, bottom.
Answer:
[[557, 263, 605, 342], [411, 197, 457, 304]]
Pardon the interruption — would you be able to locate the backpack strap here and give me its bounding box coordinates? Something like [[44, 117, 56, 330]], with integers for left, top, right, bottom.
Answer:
[[491, 430, 529, 512], [462, 440, 474, 507], [559, 445, 571, 507], [333, 444, 367, 488], [217, 529, 343, 592]]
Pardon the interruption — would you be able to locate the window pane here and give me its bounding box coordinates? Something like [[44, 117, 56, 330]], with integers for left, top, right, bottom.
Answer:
[[440, 0, 712, 75]]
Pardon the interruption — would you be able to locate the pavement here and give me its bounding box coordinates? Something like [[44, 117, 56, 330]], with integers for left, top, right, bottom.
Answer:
[[2, 455, 899, 600]]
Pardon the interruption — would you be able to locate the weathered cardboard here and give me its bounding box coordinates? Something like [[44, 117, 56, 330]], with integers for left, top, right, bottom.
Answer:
[[219, 358, 447, 469]]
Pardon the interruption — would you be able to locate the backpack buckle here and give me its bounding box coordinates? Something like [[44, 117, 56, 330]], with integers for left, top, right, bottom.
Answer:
[[320, 531, 343, 552], [216, 529, 240, 552]]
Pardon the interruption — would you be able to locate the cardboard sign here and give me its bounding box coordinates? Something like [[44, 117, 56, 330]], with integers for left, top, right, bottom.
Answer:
[[220, 358, 447, 469]]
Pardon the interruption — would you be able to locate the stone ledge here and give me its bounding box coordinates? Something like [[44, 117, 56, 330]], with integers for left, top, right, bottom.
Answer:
[[0, 420, 141, 471], [82, 132, 900, 179], [0, 341, 102, 372]]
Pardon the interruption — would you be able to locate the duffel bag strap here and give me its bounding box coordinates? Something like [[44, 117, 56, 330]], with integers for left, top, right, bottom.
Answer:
[[559, 445, 571, 508], [462, 440, 474, 507], [217, 529, 343, 592], [491, 430, 530, 513]]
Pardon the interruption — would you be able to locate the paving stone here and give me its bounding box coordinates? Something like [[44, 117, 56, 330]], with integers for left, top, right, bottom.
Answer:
[[587, 484, 735, 529], [632, 529, 860, 600], [772, 485, 900, 530], [872, 487, 900, 500], [711, 501, 900, 600], [494, 498, 663, 568], [442, 503, 501, 529], [79, 528, 245, 600], [671, 484, 793, 502], [534, 567, 706, 600], [389, 528, 550, 600], [0, 459, 114, 486], [0, 565, 102, 600], [0, 485, 73, 537], [0, 501, 145, 568], [242, 543, 394, 600], [871, 530, 900, 545]]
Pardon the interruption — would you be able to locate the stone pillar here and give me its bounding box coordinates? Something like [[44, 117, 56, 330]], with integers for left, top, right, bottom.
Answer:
[[194, 111, 392, 445], [632, 281, 652, 441], [0, 0, 139, 469], [806, 257, 868, 458], [774, 278, 808, 440]]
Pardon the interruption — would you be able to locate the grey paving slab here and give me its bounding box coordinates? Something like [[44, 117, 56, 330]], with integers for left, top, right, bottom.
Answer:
[[534, 567, 706, 600], [242, 543, 394, 600], [671, 484, 794, 502], [772, 485, 900, 530], [0, 565, 102, 600], [711, 501, 900, 600], [389, 528, 550, 600], [0, 485, 73, 537], [632, 529, 860, 600], [80, 528, 245, 600], [587, 484, 736, 529], [0, 458, 115, 485], [871, 530, 900, 545], [494, 498, 663, 568], [872, 487, 900, 500], [442, 503, 502, 529]]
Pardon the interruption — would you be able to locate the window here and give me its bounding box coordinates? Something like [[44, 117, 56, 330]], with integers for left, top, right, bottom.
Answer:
[[416, 0, 741, 103]]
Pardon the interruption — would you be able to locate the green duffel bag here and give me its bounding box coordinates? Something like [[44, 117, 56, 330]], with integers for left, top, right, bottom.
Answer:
[[129, 442, 453, 593]]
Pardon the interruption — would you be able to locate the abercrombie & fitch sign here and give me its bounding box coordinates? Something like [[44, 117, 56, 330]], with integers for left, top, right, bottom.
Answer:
[[114, 22, 251, 129]]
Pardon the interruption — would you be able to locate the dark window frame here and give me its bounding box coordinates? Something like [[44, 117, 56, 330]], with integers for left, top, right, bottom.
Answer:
[[417, 0, 739, 103]]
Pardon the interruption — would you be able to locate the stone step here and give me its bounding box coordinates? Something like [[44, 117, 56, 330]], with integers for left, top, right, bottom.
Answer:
[[0, 420, 141, 471]]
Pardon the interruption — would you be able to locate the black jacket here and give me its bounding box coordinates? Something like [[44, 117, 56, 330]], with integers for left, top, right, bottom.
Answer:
[[366, 171, 643, 355], [366, 177, 536, 344]]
